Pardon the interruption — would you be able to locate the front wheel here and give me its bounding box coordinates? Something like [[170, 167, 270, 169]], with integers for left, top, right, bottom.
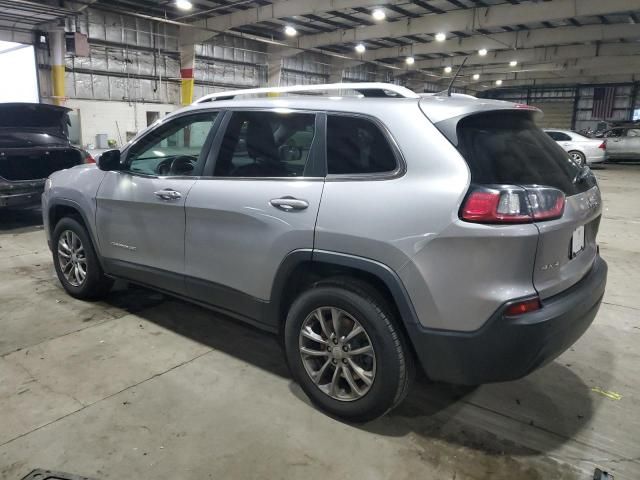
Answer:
[[52, 216, 113, 299], [284, 281, 413, 422]]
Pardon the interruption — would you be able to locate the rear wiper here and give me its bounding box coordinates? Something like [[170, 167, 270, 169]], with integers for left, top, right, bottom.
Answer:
[[572, 165, 591, 184]]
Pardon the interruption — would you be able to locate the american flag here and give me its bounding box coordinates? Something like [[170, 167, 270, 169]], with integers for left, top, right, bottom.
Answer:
[[592, 87, 616, 119]]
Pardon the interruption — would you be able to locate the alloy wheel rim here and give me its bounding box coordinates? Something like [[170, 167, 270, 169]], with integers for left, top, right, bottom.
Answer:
[[57, 230, 87, 287], [570, 152, 584, 164], [298, 306, 376, 402]]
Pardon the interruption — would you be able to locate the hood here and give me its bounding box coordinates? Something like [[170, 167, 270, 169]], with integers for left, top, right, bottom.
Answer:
[[0, 103, 72, 147]]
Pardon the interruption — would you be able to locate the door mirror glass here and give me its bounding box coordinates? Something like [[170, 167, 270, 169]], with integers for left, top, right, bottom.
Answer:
[[97, 149, 122, 171]]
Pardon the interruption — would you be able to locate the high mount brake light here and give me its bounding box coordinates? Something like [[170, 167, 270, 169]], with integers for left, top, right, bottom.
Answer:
[[461, 185, 565, 224]]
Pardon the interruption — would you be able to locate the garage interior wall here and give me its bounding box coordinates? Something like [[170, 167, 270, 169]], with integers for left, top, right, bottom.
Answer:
[[28, 7, 386, 147], [481, 84, 640, 131]]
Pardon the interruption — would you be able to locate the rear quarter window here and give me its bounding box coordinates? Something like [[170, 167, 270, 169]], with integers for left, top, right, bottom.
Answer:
[[455, 111, 595, 195], [326, 115, 397, 175]]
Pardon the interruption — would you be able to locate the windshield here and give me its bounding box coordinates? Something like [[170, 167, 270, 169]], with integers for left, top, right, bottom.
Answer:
[[455, 111, 596, 195], [0, 105, 69, 129]]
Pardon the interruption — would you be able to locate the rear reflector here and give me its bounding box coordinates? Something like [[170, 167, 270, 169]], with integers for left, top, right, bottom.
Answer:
[[461, 185, 565, 224], [504, 297, 541, 316]]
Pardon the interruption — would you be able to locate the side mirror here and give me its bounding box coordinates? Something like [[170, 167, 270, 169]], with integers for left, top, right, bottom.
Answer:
[[97, 149, 123, 171]]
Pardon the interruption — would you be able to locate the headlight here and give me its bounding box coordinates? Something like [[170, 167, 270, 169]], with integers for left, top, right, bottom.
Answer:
[[44, 178, 52, 192]]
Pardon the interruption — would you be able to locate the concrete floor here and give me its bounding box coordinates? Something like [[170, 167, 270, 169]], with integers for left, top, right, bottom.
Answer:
[[1, 165, 639, 480]]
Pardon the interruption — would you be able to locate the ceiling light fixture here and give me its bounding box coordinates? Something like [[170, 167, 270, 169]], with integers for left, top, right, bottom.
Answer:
[[284, 25, 297, 36], [406, 56, 415, 65], [495, 79, 503, 85], [175, 0, 193, 10], [473, 73, 480, 80], [478, 48, 488, 56], [372, 8, 386, 21], [355, 43, 366, 53], [509, 60, 518, 67], [435, 32, 446, 42], [444, 66, 452, 73]]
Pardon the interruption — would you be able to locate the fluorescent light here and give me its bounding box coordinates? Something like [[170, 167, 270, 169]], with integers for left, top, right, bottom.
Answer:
[[284, 25, 297, 36], [405, 56, 415, 65], [435, 32, 446, 42], [372, 8, 386, 21], [509, 60, 518, 67], [478, 48, 488, 56], [472, 73, 480, 80], [175, 0, 192, 10], [355, 43, 366, 53], [495, 79, 503, 85], [444, 66, 452, 73]]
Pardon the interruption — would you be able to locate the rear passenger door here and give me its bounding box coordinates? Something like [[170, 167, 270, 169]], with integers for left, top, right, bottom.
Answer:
[[184, 110, 325, 325]]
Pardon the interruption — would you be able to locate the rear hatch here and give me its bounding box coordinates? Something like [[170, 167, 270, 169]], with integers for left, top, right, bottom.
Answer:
[[0, 103, 82, 181], [426, 100, 601, 299]]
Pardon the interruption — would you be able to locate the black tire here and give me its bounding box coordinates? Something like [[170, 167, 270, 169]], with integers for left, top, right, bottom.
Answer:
[[52, 216, 113, 299], [569, 150, 586, 167], [284, 278, 414, 422]]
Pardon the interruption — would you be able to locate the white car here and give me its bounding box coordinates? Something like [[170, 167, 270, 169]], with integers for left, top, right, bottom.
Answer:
[[544, 129, 606, 166]]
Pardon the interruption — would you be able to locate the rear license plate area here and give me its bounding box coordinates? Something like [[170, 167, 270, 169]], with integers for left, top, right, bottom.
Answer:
[[571, 225, 585, 258]]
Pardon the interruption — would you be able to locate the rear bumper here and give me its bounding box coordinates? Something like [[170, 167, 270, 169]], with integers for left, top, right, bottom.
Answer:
[[406, 255, 607, 385], [0, 181, 44, 208]]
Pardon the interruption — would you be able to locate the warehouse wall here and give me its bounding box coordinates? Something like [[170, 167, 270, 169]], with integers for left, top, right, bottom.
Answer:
[[481, 84, 639, 131]]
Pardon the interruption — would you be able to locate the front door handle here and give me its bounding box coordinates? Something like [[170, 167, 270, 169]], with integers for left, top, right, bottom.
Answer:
[[154, 189, 182, 201], [270, 196, 309, 211]]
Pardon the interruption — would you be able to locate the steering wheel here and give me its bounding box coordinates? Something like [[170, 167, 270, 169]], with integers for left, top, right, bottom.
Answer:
[[156, 155, 197, 175]]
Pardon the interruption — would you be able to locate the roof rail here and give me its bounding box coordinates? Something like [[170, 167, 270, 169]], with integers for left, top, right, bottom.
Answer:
[[193, 82, 420, 104]]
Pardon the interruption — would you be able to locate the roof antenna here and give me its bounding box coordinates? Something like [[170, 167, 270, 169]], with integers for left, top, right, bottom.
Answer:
[[439, 56, 469, 97]]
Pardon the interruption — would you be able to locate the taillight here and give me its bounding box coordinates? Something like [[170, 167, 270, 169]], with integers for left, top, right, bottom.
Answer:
[[84, 153, 96, 164], [460, 185, 565, 224], [504, 297, 541, 316], [598, 142, 606, 150]]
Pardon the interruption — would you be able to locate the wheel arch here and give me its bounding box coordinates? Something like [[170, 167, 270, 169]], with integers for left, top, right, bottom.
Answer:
[[48, 199, 104, 269], [269, 250, 421, 345]]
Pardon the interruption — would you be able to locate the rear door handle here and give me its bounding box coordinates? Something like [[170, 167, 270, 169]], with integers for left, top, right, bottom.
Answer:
[[154, 189, 182, 200], [270, 196, 309, 211]]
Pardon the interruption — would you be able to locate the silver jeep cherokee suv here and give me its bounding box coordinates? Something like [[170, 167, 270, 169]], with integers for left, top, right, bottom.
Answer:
[[42, 83, 607, 422]]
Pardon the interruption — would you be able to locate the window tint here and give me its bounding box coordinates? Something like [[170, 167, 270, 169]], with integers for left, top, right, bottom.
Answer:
[[456, 111, 596, 195], [127, 112, 218, 176], [327, 115, 397, 175], [606, 128, 624, 138], [213, 111, 316, 178], [546, 131, 571, 141]]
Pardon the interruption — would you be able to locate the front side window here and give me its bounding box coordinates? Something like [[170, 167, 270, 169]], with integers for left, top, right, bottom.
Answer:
[[126, 112, 218, 176], [326, 115, 397, 175], [213, 111, 316, 178]]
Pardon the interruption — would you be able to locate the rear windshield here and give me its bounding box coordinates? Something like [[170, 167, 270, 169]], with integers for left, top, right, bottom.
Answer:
[[455, 111, 595, 195]]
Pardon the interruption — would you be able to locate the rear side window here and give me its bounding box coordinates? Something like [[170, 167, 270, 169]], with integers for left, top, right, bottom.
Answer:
[[327, 115, 397, 175], [546, 131, 571, 141], [456, 111, 595, 195]]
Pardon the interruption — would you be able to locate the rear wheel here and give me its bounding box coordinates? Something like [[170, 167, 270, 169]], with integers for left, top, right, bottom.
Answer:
[[52, 217, 113, 299], [569, 150, 586, 166], [284, 280, 413, 422]]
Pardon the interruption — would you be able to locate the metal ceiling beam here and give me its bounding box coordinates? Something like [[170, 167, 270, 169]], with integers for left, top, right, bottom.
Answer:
[[477, 73, 639, 90], [362, 23, 640, 61], [411, 43, 640, 70], [187, 0, 406, 44], [461, 57, 640, 82], [288, 0, 640, 50]]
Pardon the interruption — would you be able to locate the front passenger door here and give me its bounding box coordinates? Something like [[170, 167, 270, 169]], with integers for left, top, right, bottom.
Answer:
[[96, 111, 220, 293]]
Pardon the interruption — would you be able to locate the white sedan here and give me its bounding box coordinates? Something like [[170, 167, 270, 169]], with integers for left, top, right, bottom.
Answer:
[[544, 129, 606, 166]]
